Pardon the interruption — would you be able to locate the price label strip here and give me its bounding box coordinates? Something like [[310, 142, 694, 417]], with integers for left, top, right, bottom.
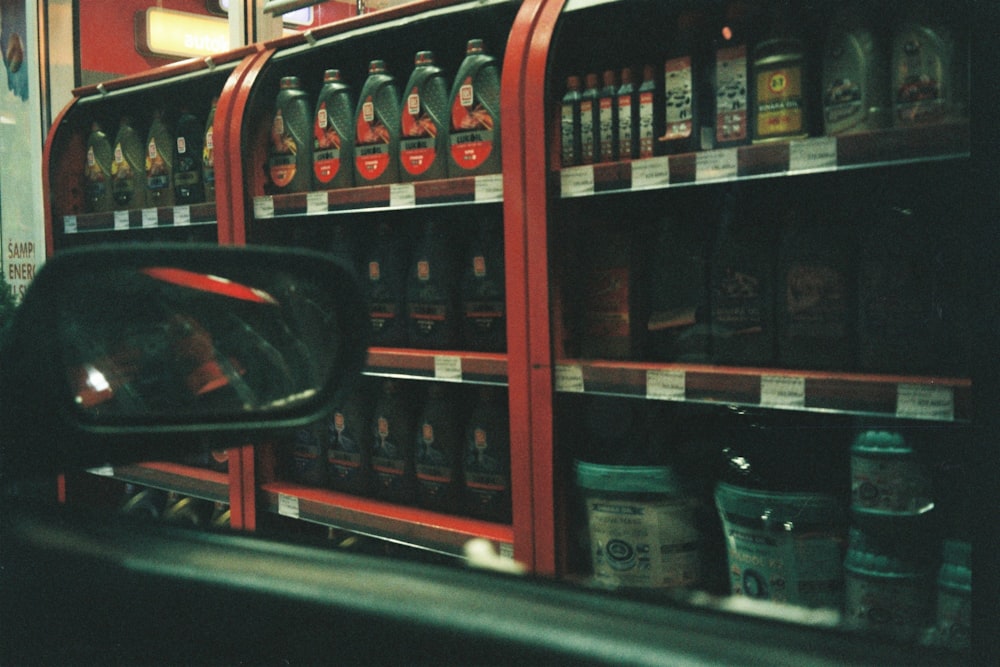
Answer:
[[789, 137, 838, 174], [434, 355, 463, 382], [560, 166, 595, 198], [646, 369, 686, 401], [475, 173, 504, 202], [760, 375, 806, 409], [630, 156, 671, 191], [64, 215, 78, 234], [173, 205, 192, 226], [306, 191, 329, 215], [389, 183, 416, 208], [114, 210, 131, 231], [896, 384, 955, 422], [277, 493, 301, 519], [253, 196, 275, 219], [141, 208, 159, 229], [696, 148, 738, 182], [555, 364, 585, 393]]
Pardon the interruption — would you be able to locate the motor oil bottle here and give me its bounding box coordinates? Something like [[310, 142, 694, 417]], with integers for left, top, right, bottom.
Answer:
[[560, 75, 583, 167], [460, 213, 506, 352], [202, 96, 218, 203], [145, 110, 174, 207], [615, 68, 636, 161], [464, 386, 510, 522], [752, 11, 809, 143], [712, 1, 753, 147], [448, 39, 502, 177], [414, 383, 464, 512], [111, 116, 146, 210], [268, 76, 312, 193], [370, 379, 416, 504], [579, 73, 599, 165], [354, 59, 401, 186], [580, 215, 643, 360], [661, 11, 705, 154], [400, 51, 450, 182], [290, 416, 329, 487], [822, 2, 890, 135], [327, 380, 374, 495], [363, 220, 408, 347], [407, 218, 459, 349], [84, 122, 114, 213], [313, 69, 355, 190], [636, 64, 658, 159], [892, 3, 965, 127], [173, 108, 205, 204], [597, 69, 619, 163]]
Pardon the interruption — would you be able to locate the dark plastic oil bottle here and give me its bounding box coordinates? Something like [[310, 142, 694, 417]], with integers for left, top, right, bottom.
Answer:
[[407, 219, 459, 349], [363, 221, 408, 347], [313, 69, 355, 190], [597, 69, 619, 163], [637, 64, 658, 159], [461, 214, 506, 352], [203, 96, 218, 203], [400, 51, 450, 182], [354, 59, 401, 186], [268, 76, 313, 193], [173, 108, 205, 204], [560, 75, 583, 167], [327, 381, 373, 495], [661, 11, 705, 154], [713, 2, 753, 148], [414, 383, 464, 512], [370, 379, 416, 504], [448, 39, 502, 177], [111, 116, 146, 210], [579, 73, 599, 165], [84, 122, 114, 213], [464, 386, 511, 522], [145, 109, 174, 207], [822, 2, 890, 135], [615, 68, 637, 161], [752, 11, 810, 143], [892, 2, 965, 127], [290, 417, 329, 487]]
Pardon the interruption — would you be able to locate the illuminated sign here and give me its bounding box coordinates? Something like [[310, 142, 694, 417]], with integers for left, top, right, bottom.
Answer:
[[217, 0, 314, 26], [136, 8, 230, 58]]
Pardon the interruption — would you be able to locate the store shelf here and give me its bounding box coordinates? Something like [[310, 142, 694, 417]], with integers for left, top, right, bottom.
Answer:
[[364, 347, 508, 385], [554, 360, 972, 423], [88, 462, 230, 503], [261, 481, 514, 559], [251, 173, 504, 220], [556, 122, 970, 198], [61, 203, 217, 234]]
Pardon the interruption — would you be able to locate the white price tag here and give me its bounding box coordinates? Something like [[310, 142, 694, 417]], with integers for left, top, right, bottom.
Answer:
[[87, 466, 115, 477], [560, 166, 595, 198], [630, 156, 671, 190], [173, 205, 191, 226], [253, 196, 275, 219], [475, 173, 504, 202], [646, 369, 686, 401], [63, 215, 78, 234], [897, 384, 955, 421], [306, 190, 328, 215], [389, 183, 416, 208], [114, 210, 131, 231], [696, 148, 739, 182], [277, 493, 300, 519], [760, 375, 806, 409], [555, 364, 585, 393], [499, 542, 515, 560], [434, 355, 463, 382], [789, 137, 838, 173], [142, 208, 159, 228]]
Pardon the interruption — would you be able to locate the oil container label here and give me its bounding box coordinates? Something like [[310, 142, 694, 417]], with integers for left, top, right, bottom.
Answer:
[[561, 101, 577, 165], [203, 128, 215, 183], [146, 138, 170, 191], [450, 78, 495, 171], [599, 94, 615, 161], [269, 110, 298, 188], [580, 96, 596, 164], [356, 98, 391, 181], [664, 56, 694, 141], [586, 497, 701, 589], [851, 455, 933, 514], [755, 63, 805, 139], [844, 573, 933, 641], [617, 93, 633, 158], [314, 102, 344, 184], [716, 45, 748, 144], [401, 89, 438, 176], [637, 89, 655, 158]]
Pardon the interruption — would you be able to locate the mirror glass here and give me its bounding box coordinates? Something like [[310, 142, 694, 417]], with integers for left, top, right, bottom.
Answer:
[[57, 259, 350, 420]]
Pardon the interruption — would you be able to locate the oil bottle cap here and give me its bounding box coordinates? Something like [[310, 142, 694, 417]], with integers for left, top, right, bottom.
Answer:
[[414, 50, 435, 65], [465, 38, 485, 54], [280, 76, 302, 89], [585, 72, 599, 88], [566, 75, 581, 90], [323, 69, 342, 82], [368, 59, 387, 73], [620, 67, 633, 85], [642, 64, 655, 81], [602, 70, 617, 87]]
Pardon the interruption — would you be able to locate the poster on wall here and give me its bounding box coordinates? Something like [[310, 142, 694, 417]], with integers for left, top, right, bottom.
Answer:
[[0, 0, 44, 311]]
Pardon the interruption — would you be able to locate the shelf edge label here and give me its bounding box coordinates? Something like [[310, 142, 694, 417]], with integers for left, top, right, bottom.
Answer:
[[142, 208, 159, 228], [555, 364, 585, 393], [114, 210, 131, 231], [277, 493, 300, 519], [389, 183, 416, 208], [789, 137, 837, 174], [646, 369, 686, 401], [475, 173, 504, 202], [696, 148, 738, 182], [760, 375, 806, 409], [173, 205, 192, 226], [434, 355, 463, 382], [630, 156, 671, 190], [306, 191, 328, 215], [63, 215, 78, 234], [897, 383, 955, 421], [87, 465, 115, 477], [560, 166, 595, 198], [253, 196, 275, 219]]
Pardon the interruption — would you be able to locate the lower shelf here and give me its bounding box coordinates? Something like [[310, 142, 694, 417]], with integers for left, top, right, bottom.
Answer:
[[261, 481, 514, 560], [91, 462, 230, 504]]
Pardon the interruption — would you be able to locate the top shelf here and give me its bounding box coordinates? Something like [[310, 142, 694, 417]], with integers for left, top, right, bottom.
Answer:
[[557, 122, 970, 198]]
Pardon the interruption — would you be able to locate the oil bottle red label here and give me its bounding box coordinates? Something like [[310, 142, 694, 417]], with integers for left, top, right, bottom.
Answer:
[[313, 69, 355, 190], [354, 60, 400, 185], [400, 51, 449, 181], [268, 76, 312, 193], [448, 39, 501, 176]]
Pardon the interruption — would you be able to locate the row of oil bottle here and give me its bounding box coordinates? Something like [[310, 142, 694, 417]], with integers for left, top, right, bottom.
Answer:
[[84, 98, 219, 213], [267, 38, 501, 194], [559, 0, 967, 166], [563, 170, 971, 376], [565, 397, 971, 650], [120, 484, 231, 529], [280, 378, 511, 524], [325, 215, 506, 352]]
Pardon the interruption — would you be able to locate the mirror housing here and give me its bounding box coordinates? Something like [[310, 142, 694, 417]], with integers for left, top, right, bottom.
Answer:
[[0, 244, 367, 479]]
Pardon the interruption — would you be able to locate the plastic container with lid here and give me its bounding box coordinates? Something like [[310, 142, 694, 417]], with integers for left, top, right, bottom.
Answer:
[[930, 539, 971, 650], [850, 427, 934, 516], [577, 461, 702, 590], [399, 51, 449, 182], [268, 76, 313, 193], [447, 38, 501, 177]]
